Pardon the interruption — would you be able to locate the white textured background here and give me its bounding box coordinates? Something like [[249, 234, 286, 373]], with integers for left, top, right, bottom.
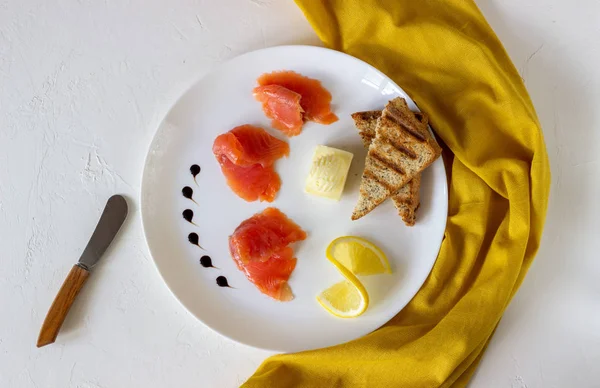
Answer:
[[1, 1, 598, 387]]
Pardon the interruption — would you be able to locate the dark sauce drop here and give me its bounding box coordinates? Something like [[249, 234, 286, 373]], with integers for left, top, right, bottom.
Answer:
[[200, 255, 216, 268], [216, 276, 231, 288], [188, 233, 204, 249], [190, 164, 201, 177], [182, 209, 194, 223], [182, 186, 194, 200], [190, 164, 201, 182], [188, 232, 198, 245]]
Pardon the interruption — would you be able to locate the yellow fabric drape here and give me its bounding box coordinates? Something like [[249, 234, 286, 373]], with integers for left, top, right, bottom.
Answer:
[[243, 1, 550, 386]]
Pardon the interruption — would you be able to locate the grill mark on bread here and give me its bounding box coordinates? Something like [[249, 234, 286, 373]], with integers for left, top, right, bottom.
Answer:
[[385, 106, 427, 142], [395, 197, 410, 205], [370, 151, 405, 176], [382, 137, 418, 159], [385, 106, 404, 123], [363, 171, 394, 194], [351, 111, 381, 122], [400, 121, 426, 142]]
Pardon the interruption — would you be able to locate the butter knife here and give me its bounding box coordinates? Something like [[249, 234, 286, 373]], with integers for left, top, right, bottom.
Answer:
[[37, 195, 128, 348]]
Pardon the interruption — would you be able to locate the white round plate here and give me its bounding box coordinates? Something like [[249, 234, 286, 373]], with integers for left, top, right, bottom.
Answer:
[[141, 45, 447, 352]]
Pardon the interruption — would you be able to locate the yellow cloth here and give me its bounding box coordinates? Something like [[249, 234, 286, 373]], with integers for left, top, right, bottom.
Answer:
[[243, 0, 550, 386]]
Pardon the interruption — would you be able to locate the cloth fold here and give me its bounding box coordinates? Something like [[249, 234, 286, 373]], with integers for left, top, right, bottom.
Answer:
[[243, 1, 550, 386]]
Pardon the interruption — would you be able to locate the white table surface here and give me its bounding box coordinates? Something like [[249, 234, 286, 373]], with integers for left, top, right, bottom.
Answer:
[[1, 1, 598, 387]]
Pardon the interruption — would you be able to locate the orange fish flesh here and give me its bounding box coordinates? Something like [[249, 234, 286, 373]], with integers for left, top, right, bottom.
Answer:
[[213, 125, 288, 202], [212, 124, 289, 167], [253, 84, 304, 137], [229, 207, 307, 301], [257, 70, 338, 125]]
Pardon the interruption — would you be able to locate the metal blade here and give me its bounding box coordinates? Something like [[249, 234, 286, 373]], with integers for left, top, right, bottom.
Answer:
[[78, 195, 128, 271]]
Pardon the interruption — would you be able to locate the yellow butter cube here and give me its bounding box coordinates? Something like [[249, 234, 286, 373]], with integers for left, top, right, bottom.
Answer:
[[305, 145, 354, 201]]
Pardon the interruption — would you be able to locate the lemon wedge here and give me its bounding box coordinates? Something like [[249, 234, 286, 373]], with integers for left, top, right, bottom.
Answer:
[[327, 236, 391, 276], [317, 236, 390, 318], [317, 262, 369, 318]]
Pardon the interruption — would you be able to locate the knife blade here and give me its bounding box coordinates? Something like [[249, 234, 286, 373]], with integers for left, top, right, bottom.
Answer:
[[78, 195, 128, 271], [36, 195, 128, 348]]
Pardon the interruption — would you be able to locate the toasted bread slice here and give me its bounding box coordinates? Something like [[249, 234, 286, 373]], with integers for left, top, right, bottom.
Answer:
[[351, 110, 426, 226], [351, 110, 380, 148], [391, 174, 421, 226], [352, 98, 441, 220]]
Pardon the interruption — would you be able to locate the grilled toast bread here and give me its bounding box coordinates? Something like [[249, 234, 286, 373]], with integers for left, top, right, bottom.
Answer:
[[351, 110, 426, 226], [352, 98, 441, 220]]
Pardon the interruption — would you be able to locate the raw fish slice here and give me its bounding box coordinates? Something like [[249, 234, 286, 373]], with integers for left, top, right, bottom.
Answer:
[[216, 155, 280, 202], [232, 247, 296, 301], [230, 125, 289, 165], [257, 70, 338, 125], [245, 207, 307, 243], [229, 208, 306, 301], [229, 207, 307, 263], [213, 125, 288, 202], [212, 124, 289, 167], [253, 85, 304, 137], [229, 223, 287, 263], [212, 132, 244, 165]]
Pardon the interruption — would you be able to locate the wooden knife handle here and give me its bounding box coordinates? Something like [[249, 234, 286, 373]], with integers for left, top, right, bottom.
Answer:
[[37, 264, 90, 348]]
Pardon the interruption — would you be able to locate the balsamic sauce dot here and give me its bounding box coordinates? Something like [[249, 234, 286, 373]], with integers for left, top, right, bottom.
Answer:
[[200, 255, 214, 268], [190, 164, 201, 178], [187, 233, 205, 250], [182, 186, 194, 200], [182, 209, 194, 223], [188, 233, 199, 245], [216, 276, 230, 287]]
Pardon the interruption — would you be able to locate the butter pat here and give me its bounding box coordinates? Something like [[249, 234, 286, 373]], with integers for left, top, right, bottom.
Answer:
[[305, 145, 354, 201]]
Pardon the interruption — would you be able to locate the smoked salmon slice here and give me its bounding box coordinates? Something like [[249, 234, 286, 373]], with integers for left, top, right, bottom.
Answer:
[[215, 155, 281, 202], [212, 124, 289, 167], [253, 85, 304, 137], [229, 207, 307, 301], [233, 248, 297, 302], [257, 70, 338, 126], [213, 125, 288, 202]]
